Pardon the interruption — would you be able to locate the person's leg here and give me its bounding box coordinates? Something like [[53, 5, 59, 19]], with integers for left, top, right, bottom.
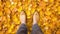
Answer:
[[31, 11, 44, 34], [16, 11, 27, 34]]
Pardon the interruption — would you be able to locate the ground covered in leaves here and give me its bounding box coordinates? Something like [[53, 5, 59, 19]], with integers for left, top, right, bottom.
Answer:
[[0, 0, 60, 34]]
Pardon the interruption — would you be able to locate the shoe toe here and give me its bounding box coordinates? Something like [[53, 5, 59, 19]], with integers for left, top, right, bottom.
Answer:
[[20, 11, 25, 15]]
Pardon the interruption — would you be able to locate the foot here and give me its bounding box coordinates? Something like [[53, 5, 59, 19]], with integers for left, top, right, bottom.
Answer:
[[33, 11, 39, 25], [20, 11, 26, 24]]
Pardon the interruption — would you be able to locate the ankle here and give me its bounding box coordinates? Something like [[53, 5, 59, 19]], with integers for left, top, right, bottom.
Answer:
[[33, 22, 37, 25], [21, 22, 26, 25]]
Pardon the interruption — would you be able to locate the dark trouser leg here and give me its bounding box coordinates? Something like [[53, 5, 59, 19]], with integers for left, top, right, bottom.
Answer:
[[31, 24, 44, 34], [16, 24, 27, 34]]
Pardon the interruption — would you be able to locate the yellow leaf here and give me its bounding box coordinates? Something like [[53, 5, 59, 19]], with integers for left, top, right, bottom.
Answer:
[[0, 11, 3, 16], [45, 11, 52, 16], [18, 6, 22, 12]]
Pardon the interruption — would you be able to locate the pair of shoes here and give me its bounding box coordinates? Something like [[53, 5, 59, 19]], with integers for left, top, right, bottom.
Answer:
[[20, 11, 39, 25]]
